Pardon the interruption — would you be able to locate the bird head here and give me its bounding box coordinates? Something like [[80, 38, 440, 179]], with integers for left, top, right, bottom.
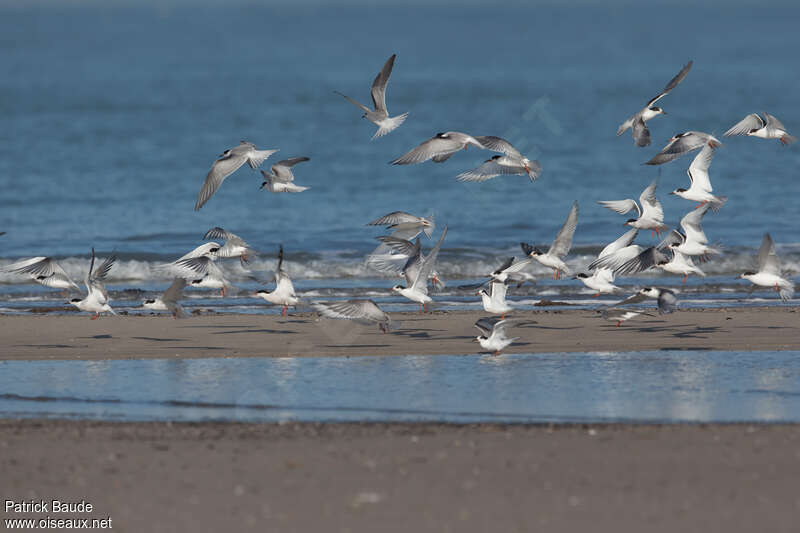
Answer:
[[391, 285, 404, 292], [650, 106, 666, 116], [624, 218, 638, 227], [740, 271, 755, 279], [573, 273, 589, 280], [670, 188, 687, 195]]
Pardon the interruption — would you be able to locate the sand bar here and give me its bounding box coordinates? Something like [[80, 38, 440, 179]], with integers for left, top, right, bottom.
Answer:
[[0, 307, 798, 360]]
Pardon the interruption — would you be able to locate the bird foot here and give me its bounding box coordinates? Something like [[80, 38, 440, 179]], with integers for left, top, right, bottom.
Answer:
[[91, 314, 99, 321], [593, 292, 600, 297], [281, 306, 287, 316], [682, 275, 688, 283], [616, 321, 622, 327]]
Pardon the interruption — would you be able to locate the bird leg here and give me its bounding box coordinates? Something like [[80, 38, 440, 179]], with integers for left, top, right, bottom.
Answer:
[[682, 274, 688, 283], [501, 314, 506, 320], [241, 254, 248, 263], [616, 321, 622, 327], [418, 304, 423, 315], [781, 135, 790, 146], [594, 292, 600, 297], [281, 305, 288, 316], [220, 288, 226, 297], [91, 314, 99, 320], [493, 351, 501, 356]]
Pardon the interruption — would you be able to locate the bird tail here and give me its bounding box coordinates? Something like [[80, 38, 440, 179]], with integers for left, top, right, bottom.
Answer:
[[781, 134, 797, 145], [372, 112, 409, 140], [709, 196, 728, 213], [248, 149, 278, 169]]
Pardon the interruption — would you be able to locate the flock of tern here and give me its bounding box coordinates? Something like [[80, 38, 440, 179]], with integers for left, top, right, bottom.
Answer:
[[1, 54, 797, 354]]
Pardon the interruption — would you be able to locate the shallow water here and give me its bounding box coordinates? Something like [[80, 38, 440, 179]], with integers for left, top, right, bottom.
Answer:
[[2, 351, 799, 423], [0, 4, 798, 312]]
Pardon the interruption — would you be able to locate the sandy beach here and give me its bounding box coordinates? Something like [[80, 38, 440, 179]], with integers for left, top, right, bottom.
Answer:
[[1, 420, 798, 532], [1, 306, 798, 360]]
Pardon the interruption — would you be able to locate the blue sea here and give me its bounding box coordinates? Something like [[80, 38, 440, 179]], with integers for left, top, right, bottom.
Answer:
[[0, 3, 798, 314]]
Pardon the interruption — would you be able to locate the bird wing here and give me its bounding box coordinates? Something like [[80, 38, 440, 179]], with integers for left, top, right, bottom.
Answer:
[[679, 205, 710, 244], [639, 180, 664, 222], [376, 235, 417, 256], [161, 278, 187, 304], [194, 151, 249, 210], [589, 245, 644, 271], [489, 279, 508, 304], [333, 90, 370, 114], [647, 60, 693, 106], [632, 116, 651, 147], [272, 157, 310, 182], [610, 291, 651, 307], [367, 211, 420, 226], [598, 228, 639, 259], [390, 136, 462, 165], [724, 113, 764, 137], [4, 257, 58, 277], [412, 225, 448, 291], [492, 257, 516, 275], [597, 199, 640, 217], [645, 132, 711, 165], [614, 247, 669, 276], [763, 112, 788, 134], [474, 317, 499, 336], [686, 144, 715, 192], [548, 201, 579, 259], [456, 157, 526, 182], [169, 256, 221, 278], [370, 54, 396, 114], [473, 136, 522, 158], [314, 299, 387, 324], [657, 290, 678, 314], [757, 233, 781, 275]]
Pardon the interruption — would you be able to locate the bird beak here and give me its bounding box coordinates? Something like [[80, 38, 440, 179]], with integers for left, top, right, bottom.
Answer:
[[472, 338, 479, 343]]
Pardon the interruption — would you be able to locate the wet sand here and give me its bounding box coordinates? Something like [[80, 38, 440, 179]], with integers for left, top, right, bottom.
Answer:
[[0, 307, 798, 360], [1, 420, 798, 533]]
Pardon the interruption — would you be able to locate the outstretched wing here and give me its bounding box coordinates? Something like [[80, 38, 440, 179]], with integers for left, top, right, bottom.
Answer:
[[647, 60, 693, 106], [724, 113, 764, 137], [757, 233, 781, 275], [549, 201, 579, 259], [473, 136, 522, 158], [371, 54, 396, 114]]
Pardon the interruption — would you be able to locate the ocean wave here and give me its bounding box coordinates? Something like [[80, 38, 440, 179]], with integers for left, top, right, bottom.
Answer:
[[0, 248, 798, 286]]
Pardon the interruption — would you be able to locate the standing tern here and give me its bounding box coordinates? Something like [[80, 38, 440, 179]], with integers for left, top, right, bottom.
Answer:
[[255, 245, 300, 316], [203, 227, 254, 264], [645, 131, 722, 165], [313, 299, 392, 333], [392, 225, 448, 312], [598, 180, 668, 237], [142, 278, 188, 319], [68, 248, 117, 319], [334, 54, 408, 140], [521, 201, 579, 280], [473, 317, 527, 355], [669, 144, 727, 212], [260, 157, 311, 193], [457, 136, 542, 182], [195, 141, 278, 210], [2, 256, 81, 293], [617, 60, 693, 147], [739, 233, 794, 302], [390, 132, 484, 165], [724, 112, 796, 145]]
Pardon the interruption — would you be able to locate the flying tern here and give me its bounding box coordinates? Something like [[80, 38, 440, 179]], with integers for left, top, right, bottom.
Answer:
[[335, 54, 408, 140], [724, 112, 795, 145], [2, 257, 81, 293], [392, 225, 448, 312], [390, 132, 484, 165], [195, 141, 278, 210], [645, 131, 722, 165], [669, 144, 727, 212], [313, 299, 392, 333], [521, 200, 579, 279], [457, 136, 542, 182], [617, 60, 693, 147], [598, 180, 668, 236], [260, 157, 311, 193], [142, 278, 188, 319], [473, 317, 527, 355], [739, 233, 794, 302]]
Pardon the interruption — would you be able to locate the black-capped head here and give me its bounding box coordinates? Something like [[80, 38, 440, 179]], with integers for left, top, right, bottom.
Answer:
[[670, 188, 687, 194], [391, 284, 404, 291], [573, 273, 589, 280], [741, 271, 756, 277], [144, 298, 156, 304], [69, 298, 82, 303], [650, 106, 665, 115], [624, 218, 638, 226], [435, 132, 448, 138]]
